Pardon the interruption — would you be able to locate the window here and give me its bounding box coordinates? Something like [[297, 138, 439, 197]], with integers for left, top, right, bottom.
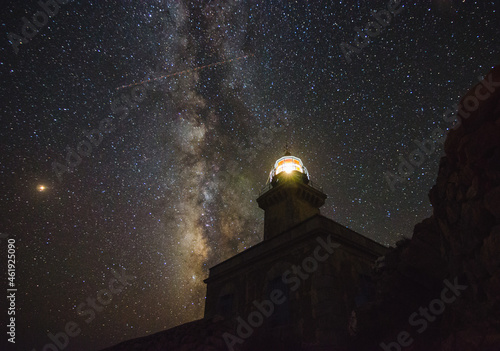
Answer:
[[218, 293, 234, 317], [267, 277, 290, 326], [355, 274, 374, 307]]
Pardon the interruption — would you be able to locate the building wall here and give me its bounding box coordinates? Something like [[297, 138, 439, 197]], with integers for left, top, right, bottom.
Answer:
[[204, 220, 385, 349]]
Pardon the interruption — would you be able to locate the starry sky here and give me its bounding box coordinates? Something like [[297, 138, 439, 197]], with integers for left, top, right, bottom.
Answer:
[[0, 0, 498, 350]]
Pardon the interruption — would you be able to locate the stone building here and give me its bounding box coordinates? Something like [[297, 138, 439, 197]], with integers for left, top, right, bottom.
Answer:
[[203, 151, 389, 350]]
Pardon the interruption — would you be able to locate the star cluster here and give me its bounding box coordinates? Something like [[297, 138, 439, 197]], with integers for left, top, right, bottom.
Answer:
[[0, 1, 498, 350]]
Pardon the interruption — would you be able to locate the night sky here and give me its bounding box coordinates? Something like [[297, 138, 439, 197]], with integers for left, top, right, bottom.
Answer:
[[0, 1, 498, 350]]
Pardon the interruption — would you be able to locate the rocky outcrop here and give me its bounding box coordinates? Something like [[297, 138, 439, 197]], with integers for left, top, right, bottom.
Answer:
[[101, 318, 234, 351]]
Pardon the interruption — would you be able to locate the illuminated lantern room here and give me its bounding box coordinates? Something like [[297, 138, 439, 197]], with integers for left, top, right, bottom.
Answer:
[[269, 153, 309, 181], [268, 151, 310, 186]]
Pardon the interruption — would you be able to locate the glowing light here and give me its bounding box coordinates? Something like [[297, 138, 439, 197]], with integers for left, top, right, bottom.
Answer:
[[284, 163, 295, 173], [37, 185, 47, 192], [269, 155, 309, 182], [117, 54, 254, 90]]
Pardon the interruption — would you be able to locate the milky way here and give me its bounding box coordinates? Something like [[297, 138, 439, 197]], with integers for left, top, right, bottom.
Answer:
[[0, 1, 498, 350]]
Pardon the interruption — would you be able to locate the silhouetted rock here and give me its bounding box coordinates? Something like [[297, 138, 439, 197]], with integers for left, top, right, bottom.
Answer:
[[101, 318, 234, 351]]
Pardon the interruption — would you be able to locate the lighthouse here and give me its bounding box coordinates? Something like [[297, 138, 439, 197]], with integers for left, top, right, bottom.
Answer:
[[203, 146, 388, 350], [257, 150, 327, 240]]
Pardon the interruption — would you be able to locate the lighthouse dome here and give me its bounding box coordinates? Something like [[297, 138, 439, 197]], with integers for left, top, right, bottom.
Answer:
[[269, 153, 309, 183]]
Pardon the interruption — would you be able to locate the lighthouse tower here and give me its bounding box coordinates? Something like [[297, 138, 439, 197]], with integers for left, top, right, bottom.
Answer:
[[257, 149, 327, 240], [203, 146, 388, 350]]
